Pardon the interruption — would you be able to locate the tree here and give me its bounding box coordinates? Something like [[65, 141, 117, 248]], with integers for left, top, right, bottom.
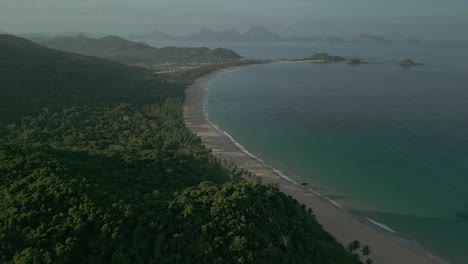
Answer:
[[347, 240, 361, 253], [361, 245, 371, 257]]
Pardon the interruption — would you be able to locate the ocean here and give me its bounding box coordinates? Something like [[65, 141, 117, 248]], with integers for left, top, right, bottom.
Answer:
[[150, 40, 468, 263]]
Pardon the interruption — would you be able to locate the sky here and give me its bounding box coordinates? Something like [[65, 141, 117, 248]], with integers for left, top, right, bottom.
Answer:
[[0, 0, 467, 40]]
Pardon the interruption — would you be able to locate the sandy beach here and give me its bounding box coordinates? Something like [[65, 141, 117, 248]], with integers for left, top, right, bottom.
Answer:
[[183, 67, 447, 264]]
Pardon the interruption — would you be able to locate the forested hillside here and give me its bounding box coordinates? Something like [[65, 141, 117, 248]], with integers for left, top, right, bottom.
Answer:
[[0, 35, 363, 263], [32, 34, 242, 65]]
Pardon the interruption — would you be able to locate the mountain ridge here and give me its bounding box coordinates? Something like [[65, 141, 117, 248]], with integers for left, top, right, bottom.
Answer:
[[129, 27, 401, 43], [32, 34, 242, 64]]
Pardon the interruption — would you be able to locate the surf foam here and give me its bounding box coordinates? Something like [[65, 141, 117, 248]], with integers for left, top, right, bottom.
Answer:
[[223, 132, 264, 162], [366, 218, 397, 233]]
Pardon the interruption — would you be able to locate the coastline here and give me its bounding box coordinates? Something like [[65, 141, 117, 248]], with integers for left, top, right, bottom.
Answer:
[[183, 65, 447, 264]]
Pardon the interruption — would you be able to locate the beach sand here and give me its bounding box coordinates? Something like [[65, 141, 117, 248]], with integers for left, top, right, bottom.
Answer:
[[183, 68, 447, 264]]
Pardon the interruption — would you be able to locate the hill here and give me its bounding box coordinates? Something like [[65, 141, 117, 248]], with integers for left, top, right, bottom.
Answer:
[[33, 34, 242, 64], [322, 36, 346, 43], [0, 34, 177, 123], [244, 26, 281, 42], [0, 35, 364, 264], [353, 34, 392, 44], [128, 29, 175, 41], [308, 53, 346, 61], [188, 28, 245, 42], [136, 26, 284, 43]]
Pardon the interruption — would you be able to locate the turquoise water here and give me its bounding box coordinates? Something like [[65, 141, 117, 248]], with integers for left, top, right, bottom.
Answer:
[[205, 44, 468, 263]]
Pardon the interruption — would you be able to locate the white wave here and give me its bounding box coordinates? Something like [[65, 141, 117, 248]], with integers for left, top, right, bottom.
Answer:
[[324, 197, 342, 208], [272, 168, 298, 184], [223, 132, 264, 162], [221, 130, 304, 186], [218, 123, 348, 211], [304, 188, 344, 209], [366, 218, 397, 233], [204, 80, 211, 91], [202, 108, 210, 120]]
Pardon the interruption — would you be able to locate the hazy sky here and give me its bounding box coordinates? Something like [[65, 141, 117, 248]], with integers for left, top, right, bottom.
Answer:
[[1, 0, 467, 39]]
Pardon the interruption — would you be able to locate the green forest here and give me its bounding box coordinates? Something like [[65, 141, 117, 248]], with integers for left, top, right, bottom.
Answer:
[[0, 35, 364, 263]]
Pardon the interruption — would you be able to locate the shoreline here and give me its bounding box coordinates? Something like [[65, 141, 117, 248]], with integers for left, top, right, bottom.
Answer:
[[183, 64, 448, 264]]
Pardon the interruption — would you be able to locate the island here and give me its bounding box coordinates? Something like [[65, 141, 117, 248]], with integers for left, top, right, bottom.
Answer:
[[344, 58, 367, 65], [289, 53, 346, 62], [399, 58, 422, 66], [308, 53, 346, 62], [353, 34, 392, 44]]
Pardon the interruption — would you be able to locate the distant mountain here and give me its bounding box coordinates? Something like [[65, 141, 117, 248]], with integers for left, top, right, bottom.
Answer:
[[283, 36, 320, 42], [188, 28, 244, 42], [129, 30, 176, 41], [138, 26, 284, 43], [322, 36, 346, 43], [382, 32, 407, 42], [244, 26, 281, 42], [186, 26, 281, 42], [353, 34, 392, 44], [33, 34, 242, 64], [131, 28, 398, 44]]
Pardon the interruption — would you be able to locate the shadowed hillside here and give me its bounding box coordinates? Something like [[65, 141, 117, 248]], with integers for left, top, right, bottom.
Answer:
[[0, 34, 178, 122]]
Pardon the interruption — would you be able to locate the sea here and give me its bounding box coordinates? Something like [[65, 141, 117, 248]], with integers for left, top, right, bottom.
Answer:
[[147, 40, 468, 263]]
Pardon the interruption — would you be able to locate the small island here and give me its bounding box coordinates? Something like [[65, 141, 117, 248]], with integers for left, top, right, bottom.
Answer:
[[289, 52, 346, 62], [344, 58, 367, 65], [308, 53, 346, 62], [399, 58, 422, 67]]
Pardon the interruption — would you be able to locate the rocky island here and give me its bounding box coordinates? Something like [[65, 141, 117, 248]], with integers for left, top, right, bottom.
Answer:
[[308, 53, 346, 61], [290, 53, 346, 62], [344, 58, 367, 65], [399, 58, 421, 66]]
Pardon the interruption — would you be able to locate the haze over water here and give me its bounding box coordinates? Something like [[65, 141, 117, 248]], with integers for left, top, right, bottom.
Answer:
[[198, 41, 468, 263]]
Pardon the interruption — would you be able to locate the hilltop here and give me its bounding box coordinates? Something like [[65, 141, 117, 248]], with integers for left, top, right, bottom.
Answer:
[[33, 34, 242, 65]]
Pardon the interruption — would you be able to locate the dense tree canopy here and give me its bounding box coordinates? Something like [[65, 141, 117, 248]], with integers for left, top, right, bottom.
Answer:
[[0, 35, 362, 263]]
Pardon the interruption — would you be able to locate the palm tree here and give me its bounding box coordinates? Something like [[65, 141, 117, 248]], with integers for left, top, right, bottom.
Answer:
[[347, 240, 361, 253], [361, 245, 371, 257]]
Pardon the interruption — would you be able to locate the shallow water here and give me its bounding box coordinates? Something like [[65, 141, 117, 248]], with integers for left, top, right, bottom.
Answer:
[[202, 42, 468, 263]]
